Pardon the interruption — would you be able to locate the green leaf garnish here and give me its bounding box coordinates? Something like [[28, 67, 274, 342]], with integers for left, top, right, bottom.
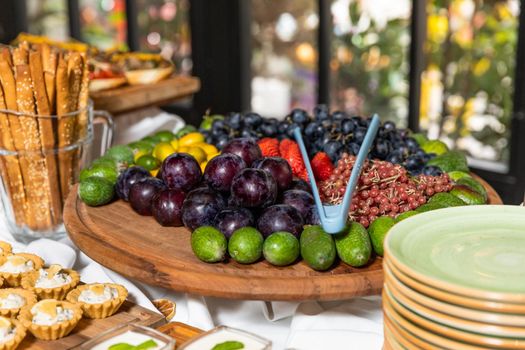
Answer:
[[108, 339, 158, 350], [211, 340, 245, 350]]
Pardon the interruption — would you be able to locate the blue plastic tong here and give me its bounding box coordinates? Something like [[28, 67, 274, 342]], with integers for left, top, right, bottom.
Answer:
[[293, 114, 380, 234]]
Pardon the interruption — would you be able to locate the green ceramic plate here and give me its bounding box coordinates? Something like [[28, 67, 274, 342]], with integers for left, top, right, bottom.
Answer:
[[385, 205, 525, 301]]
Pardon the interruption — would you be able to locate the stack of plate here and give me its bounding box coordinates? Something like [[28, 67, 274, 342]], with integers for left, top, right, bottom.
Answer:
[[382, 205, 525, 350]]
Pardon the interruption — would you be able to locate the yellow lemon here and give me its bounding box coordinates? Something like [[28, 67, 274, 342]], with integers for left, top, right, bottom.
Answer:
[[200, 161, 208, 173], [207, 152, 220, 161], [178, 132, 205, 147], [133, 149, 150, 162], [152, 142, 175, 161], [194, 142, 218, 155], [186, 146, 207, 163], [178, 146, 189, 153], [150, 169, 159, 177], [170, 138, 179, 151]]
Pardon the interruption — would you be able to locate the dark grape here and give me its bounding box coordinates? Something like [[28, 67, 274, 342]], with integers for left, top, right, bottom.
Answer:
[[289, 178, 312, 193], [222, 138, 262, 166], [304, 205, 321, 225], [257, 204, 304, 237], [323, 141, 343, 161], [151, 189, 186, 226], [116, 166, 151, 201], [129, 178, 167, 216], [255, 157, 293, 191], [182, 187, 226, 230], [204, 153, 247, 192], [291, 108, 309, 124], [422, 165, 443, 176], [161, 153, 202, 191], [281, 190, 314, 219], [230, 169, 277, 208], [214, 208, 254, 238]]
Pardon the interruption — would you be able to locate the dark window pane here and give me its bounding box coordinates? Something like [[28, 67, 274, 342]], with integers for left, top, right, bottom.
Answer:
[[330, 0, 411, 126], [80, 0, 127, 50], [251, 0, 318, 118], [27, 0, 69, 40], [136, 0, 192, 74], [421, 0, 519, 168]]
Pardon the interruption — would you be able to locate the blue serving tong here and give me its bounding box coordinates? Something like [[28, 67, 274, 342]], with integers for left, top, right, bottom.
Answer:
[[293, 114, 380, 234]]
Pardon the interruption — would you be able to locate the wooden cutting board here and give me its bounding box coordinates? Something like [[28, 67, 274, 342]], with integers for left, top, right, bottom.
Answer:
[[64, 177, 502, 302], [18, 301, 165, 349], [90, 75, 200, 114]]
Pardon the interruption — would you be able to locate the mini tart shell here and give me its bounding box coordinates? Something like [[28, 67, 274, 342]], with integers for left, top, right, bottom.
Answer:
[[0, 254, 44, 287], [66, 283, 127, 319], [0, 289, 37, 318], [17, 300, 82, 341], [0, 318, 26, 350], [0, 242, 12, 257], [21, 269, 80, 300]]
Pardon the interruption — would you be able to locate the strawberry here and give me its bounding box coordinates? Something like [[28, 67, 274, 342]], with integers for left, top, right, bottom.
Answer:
[[257, 138, 280, 157], [279, 139, 306, 177], [311, 152, 334, 181]]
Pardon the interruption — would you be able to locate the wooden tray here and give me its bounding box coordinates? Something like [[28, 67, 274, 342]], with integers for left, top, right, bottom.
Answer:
[[19, 301, 165, 349], [157, 322, 203, 349], [64, 177, 502, 302], [90, 75, 200, 114]]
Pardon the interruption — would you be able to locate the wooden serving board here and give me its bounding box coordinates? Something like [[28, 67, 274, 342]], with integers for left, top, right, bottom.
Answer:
[[157, 322, 203, 349], [19, 301, 165, 349], [64, 178, 502, 302], [90, 75, 200, 114]]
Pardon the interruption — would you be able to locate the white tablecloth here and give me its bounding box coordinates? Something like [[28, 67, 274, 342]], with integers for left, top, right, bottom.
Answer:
[[0, 113, 384, 349]]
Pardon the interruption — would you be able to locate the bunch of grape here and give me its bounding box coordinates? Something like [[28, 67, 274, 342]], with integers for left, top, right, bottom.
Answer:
[[202, 105, 439, 176], [319, 153, 453, 227]]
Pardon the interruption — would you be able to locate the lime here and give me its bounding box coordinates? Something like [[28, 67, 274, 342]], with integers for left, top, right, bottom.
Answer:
[[211, 341, 244, 350], [135, 155, 161, 171], [186, 146, 207, 163], [129, 140, 153, 154], [334, 222, 372, 267], [91, 156, 117, 170], [152, 142, 175, 161], [80, 165, 119, 185], [228, 227, 264, 264], [178, 132, 205, 147], [155, 130, 175, 142], [191, 226, 227, 263], [300, 225, 336, 271], [368, 216, 395, 257], [141, 136, 161, 148], [79, 177, 115, 206], [421, 140, 449, 155], [175, 125, 197, 138], [263, 231, 300, 266], [105, 145, 134, 166], [200, 115, 224, 131], [447, 171, 471, 182], [411, 133, 428, 146], [395, 210, 419, 223]]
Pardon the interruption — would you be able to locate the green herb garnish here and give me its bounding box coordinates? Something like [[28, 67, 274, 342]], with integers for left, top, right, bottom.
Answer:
[[108, 339, 158, 350], [211, 340, 245, 350]]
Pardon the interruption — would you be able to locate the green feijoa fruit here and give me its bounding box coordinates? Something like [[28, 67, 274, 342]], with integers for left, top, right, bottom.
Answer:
[[91, 156, 117, 170], [450, 185, 485, 205], [300, 225, 336, 271], [427, 151, 469, 173], [105, 145, 134, 166], [191, 226, 227, 263], [368, 216, 395, 257], [228, 227, 264, 264], [456, 177, 487, 202], [263, 231, 300, 266], [415, 201, 448, 213], [78, 176, 115, 207], [80, 165, 119, 185], [447, 171, 471, 182], [335, 222, 372, 267], [428, 192, 466, 207], [395, 210, 419, 223]]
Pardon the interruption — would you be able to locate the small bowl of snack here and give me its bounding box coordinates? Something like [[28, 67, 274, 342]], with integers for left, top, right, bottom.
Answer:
[[179, 326, 271, 350], [77, 323, 175, 350]]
